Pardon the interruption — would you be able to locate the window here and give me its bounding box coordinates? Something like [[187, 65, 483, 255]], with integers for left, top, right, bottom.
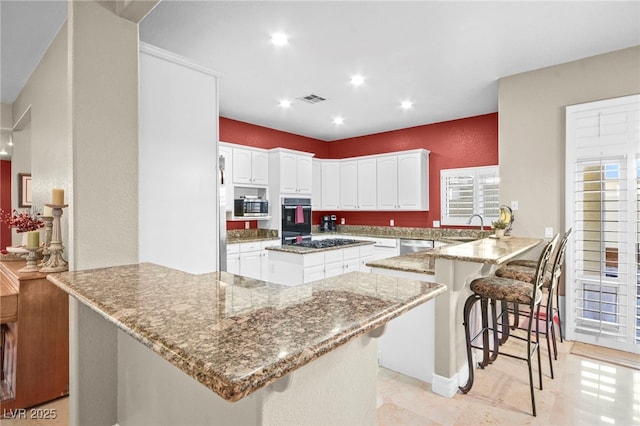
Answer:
[[566, 94, 639, 353], [440, 165, 499, 226]]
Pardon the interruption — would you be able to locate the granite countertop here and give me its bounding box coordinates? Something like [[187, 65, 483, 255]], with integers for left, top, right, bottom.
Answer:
[[266, 240, 375, 254], [326, 225, 491, 242], [422, 236, 542, 264], [227, 229, 279, 244], [367, 250, 436, 275], [47, 263, 445, 402]]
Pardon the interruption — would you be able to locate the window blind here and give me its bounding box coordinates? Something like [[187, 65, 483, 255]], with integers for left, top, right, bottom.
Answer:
[[441, 166, 499, 226]]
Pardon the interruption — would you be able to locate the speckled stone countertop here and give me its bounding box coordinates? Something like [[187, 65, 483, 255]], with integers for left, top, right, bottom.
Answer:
[[47, 263, 445, 402], [367, 251, 436, 275], [423, 236, 542, 264], [323, 225, 491, 241], [227, 229, 279, 244], [266, 239, 375, 254]]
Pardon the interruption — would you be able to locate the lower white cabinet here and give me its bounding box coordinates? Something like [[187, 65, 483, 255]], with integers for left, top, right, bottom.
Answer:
[[268, 244, 375, 286], [227, 240, 279, 280]]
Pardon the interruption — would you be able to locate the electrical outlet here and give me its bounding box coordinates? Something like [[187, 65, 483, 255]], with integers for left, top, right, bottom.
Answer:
[[511, 200, 519, 211], [341, 218, 345, 225], [433, 221, 440, 228], [390, 219, 395, 227], [544, 227, 553, 238], [245, 221, 250, 229]]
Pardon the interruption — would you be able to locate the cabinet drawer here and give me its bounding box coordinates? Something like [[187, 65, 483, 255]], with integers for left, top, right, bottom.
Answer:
[[0, 279, 18, 323], [359, 244, 374, 257], [324, 250, 343, 264], [227, 243, 240, 255], [239, 241, 261, 253], [302, 252, 325, 268], [343, 247, 359, 260]]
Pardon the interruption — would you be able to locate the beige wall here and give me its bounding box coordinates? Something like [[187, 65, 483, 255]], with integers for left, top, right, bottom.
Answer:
[[13, 23, 69, 245], [499, 46, 640, 238]]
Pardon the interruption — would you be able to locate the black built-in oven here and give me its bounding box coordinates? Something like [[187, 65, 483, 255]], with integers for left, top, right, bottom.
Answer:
[[281, 198, 312, 244]]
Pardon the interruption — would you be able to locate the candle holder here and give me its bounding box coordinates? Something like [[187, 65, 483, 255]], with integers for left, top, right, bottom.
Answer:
[[39, 215, 54, 266], [19, 247, 40, 272], [40, 204, 69, 273]]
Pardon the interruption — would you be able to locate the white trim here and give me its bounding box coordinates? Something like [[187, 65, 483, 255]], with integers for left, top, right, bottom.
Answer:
[[139, 42, 223, 78], [431, 363, 470, 398]]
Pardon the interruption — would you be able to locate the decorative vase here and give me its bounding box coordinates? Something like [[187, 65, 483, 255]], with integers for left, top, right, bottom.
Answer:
[[495, 229, 505, 238]]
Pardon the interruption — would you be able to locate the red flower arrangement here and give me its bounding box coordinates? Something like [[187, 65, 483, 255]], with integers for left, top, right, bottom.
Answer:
[[0, 207, 45, 233]]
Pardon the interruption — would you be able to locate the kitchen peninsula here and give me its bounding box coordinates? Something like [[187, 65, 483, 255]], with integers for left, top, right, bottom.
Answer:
[[368, 236, 542, 397], [48, 263, 445, 425]]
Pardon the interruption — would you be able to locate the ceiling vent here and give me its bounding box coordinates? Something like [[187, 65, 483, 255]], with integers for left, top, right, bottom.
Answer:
[[297, 94, 327, 104]]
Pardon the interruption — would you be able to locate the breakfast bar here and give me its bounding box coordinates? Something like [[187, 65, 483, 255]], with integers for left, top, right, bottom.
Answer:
[[47, 263, 445, 425]]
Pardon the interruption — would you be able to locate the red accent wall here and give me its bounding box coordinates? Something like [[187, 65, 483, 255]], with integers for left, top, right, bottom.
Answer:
[[219, 113, 498, 229], [220, 117, 330, 158], [0, 160, 12, 250], [323, 113, 498, 228]]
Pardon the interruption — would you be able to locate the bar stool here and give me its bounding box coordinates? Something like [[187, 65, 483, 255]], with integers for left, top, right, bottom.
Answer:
[[495, 228, 572, 348], [459, 235, 557, 417]]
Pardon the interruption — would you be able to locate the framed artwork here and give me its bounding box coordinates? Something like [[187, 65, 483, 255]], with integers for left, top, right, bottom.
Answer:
[[18, 173, 32, 208]]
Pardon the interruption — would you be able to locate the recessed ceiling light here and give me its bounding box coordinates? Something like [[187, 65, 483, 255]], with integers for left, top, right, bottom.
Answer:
[[350, 75, 365, 86], [271, 33, 288, 46], [401, 101, 414, 110], [333, 117, 344, 125], [279, 99, 291, 108]]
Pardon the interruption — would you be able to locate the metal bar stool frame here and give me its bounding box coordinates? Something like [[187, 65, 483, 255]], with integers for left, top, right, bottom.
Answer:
[[459, 235, 557, 417]]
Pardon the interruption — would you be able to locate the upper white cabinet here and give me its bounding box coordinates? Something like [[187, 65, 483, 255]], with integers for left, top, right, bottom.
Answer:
[[270, 149, 313, 195], [321, 160, 341, 210], [339, 158, 377, 210], [377, 150, 429, 210], [233, 147, 269, 186], [312, 159, 322, 210]]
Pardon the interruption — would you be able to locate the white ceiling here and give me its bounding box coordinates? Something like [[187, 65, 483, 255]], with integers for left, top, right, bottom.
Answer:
[[1, 1, 639, 143]]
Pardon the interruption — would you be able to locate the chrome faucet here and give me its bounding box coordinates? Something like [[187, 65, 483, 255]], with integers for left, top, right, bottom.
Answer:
[[467, 214, 484, 230]]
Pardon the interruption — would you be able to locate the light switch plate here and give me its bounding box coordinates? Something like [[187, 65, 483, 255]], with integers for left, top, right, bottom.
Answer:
[[390, 219, 395, 227], [511, 200, 519, 211], [245, 221, 250, 229], [544, 227, 553, 238], [433, 221, 440, 228]]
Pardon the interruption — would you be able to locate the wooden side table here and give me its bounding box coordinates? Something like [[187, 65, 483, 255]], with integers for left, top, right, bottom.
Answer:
[[0, 261, 69, 413]]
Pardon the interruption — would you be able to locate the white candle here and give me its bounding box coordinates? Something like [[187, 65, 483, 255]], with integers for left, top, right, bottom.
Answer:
[[43, 206, 53, 217], [52, 188, 64, 205], [26, 231, 40, 248]]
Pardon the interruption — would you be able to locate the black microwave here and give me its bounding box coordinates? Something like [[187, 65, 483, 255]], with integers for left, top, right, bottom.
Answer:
[[234, 198, 269, 217]]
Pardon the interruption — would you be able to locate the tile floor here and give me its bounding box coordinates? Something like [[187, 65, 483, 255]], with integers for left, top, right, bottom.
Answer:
[[2, 340, 639, 425]]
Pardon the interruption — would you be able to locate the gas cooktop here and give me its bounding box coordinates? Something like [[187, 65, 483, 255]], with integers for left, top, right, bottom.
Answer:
[[291, 238, 363, 249]]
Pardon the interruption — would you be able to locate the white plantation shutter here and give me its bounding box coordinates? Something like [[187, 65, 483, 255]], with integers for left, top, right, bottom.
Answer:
[[566, 94, 640, 353], [441, 166, 499, 226]]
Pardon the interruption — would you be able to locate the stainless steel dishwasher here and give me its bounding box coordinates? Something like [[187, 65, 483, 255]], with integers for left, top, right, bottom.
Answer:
[[399, 239, 434, 254]]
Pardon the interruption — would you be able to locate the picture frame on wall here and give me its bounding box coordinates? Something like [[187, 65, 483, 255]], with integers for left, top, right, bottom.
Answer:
[[18, 173, 32, 207]]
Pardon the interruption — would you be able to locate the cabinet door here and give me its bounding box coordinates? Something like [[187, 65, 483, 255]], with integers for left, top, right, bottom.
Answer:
[[296, 156, 313, 194], [219, 145, 234, 211], [279, 152, 298, 193], [304, 265, 325, 283], [232, 148, 253, 184], [397, 152, 425, 209], [312, 159, 322, 210], [240, 251, 262, 279], [227, 254, 240, 274], [340, 160, 358, 209], [324, 261, 344, 278], [376, 156, 398, 209], [251, 151, 269, 185], [357, 158, 377, 209], [343, 258, 359, 274], [321, 161, 341, 209]]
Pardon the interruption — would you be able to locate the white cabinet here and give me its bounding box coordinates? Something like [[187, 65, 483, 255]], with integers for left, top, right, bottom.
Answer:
[[233, 147, 268, 186], [340, 160, 358, 209], [260, 239, 279, 281], [376, 150, 428, 210], [357, 158, 377, 209], [226, 243, 240, 274], [321, 160, 341, 210], [312, 159, 322, 210], [340, 159, 377, 210], [219, 144, 234, 212], [238, 241, 263, 279], [271, 149, 313, 195], [268, 244, 375, 286]]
